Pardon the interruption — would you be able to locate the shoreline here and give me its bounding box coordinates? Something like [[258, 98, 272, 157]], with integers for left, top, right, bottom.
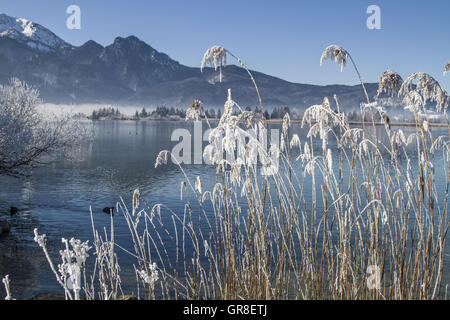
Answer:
[[84, 117, 450, 128]]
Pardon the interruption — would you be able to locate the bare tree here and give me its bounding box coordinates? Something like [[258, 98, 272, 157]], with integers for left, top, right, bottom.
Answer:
[[0, 78, 88, 176]]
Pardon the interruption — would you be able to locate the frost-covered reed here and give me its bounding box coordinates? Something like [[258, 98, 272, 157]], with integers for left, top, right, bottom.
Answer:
[[30, 45, 450, 300], [201, 46, 264, 115], [399, 72, 447, 112], [320, 45, 370, 104], [377, 70, 403, 98], [2, 275, 13, 300]]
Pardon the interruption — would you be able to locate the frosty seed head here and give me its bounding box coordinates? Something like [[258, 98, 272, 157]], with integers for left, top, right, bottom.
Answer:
[[282, 113, 291, 135], [290, 134, 301, 150], [204, 240, 209, 256], [155, 150, 169, 168], [132, 188, 140, 213], [444, 61, 450, 76], [203, 144, 216, 165], [239, 111, 257, 128], [381, 113, 390, 130], [423, 120, 429, 133], [320, 45, 349, 72], [301, 142, 311, 163], [326, 148, 333, 171], [33, 228, 47, 247], [195, 176, 202, 194], [201, 46, 227, 82], [382, 211, 388, 226], [377, 70, 403, 98], [2, 275, 13, 300], [402, 90, 423, 112], [393, 129, 406, 147], [399, 72, 447, 112], [186, 99, 204, 121]]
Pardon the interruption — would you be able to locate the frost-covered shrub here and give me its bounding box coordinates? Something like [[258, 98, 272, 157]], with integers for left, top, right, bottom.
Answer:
[[0, 78, 88, 176]]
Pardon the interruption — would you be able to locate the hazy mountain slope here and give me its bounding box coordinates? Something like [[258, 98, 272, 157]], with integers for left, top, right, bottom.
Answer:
[[0, 12, 379, 109]]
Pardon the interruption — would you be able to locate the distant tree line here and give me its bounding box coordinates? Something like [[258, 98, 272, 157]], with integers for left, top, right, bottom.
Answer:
[[146, 106, 185, 118], [238, 106, 301, 120], [142, 106, 221, 119], [346, 110, 383, 122], [136, 106, 303, 120], [267, 107, 301, 120], [89, 105, 306, 121], [90, 107, 121, 120]]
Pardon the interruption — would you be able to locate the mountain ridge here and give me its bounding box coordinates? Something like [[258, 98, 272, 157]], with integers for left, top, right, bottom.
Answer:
[[0, 12, 72, 52], [0, 12, 379, 110]]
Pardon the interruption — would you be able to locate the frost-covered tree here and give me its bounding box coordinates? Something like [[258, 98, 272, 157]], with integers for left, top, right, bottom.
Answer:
[[0, 78, 87, 176], [140, 107, 148, 117]]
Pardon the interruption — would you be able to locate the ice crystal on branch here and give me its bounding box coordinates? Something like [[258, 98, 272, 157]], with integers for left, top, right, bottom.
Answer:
[[34, 228, 90, 300], [136, 263, 159, 288], [59, 237, 91, 298], [33, 228, 47, 247]]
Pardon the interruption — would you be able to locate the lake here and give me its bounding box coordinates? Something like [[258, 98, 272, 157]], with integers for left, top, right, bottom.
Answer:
[[0, 120, 449, 299]]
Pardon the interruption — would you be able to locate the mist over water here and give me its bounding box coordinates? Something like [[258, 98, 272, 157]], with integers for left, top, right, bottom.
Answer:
[[38, 104, 149, 117]]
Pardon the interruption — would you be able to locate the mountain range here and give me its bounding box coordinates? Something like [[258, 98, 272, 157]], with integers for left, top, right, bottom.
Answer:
[[0, 12, 380, 110]]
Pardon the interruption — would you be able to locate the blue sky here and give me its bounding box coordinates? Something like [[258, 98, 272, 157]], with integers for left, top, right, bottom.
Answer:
[[1, 0, 449, 90]]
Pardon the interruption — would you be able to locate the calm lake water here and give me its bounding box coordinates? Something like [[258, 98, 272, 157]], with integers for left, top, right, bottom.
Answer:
[[0, 120, 449, 299]]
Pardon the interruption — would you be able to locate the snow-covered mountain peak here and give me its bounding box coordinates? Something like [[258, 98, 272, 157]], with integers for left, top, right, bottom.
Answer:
[[0, 13, 72, 52]]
